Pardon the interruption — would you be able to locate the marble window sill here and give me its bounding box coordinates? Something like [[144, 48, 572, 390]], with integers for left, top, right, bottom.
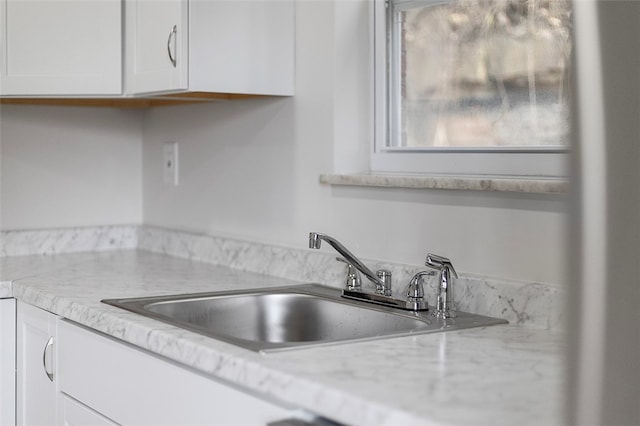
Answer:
[[319, 173, 569, 194]]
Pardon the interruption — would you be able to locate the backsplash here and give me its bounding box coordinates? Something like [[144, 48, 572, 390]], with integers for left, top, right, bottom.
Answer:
[[0, 225, 564, 330], [138, 226, 564, 330], [0, 225, 138, 257]]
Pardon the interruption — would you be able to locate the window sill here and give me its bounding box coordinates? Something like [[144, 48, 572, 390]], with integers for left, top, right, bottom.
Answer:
[[319, 173, 568, 194]]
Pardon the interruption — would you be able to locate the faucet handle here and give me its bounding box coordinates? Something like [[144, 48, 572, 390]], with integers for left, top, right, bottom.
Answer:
[[375, 269, 392, 296], [425, 253, 458, 278], [406, 271, 436, 301], [336, 257, 362, 292]]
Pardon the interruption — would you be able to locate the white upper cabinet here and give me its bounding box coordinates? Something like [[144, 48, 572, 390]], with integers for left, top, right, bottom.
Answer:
[[0, 0, 122, 96], [125, 0, 188, 95], [0, 0, 294, 100], [125, 0, 295, 97]]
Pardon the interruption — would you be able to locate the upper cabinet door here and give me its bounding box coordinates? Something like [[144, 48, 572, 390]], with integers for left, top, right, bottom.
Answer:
[[188, 0, 294, 96], [125, 0, 188, 95], [0, 0, 122, 96]]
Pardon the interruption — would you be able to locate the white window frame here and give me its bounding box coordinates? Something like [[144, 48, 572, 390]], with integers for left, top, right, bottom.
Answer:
[[371, 0, 569, 178]]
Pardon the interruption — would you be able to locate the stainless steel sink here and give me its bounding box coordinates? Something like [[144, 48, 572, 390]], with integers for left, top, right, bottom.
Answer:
[[102, 284, 507, 352]]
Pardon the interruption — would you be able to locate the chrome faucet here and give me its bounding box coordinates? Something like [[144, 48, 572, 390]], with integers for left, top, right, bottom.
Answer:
[[425, 253, 458, 319], [309, 232, 392, 296]]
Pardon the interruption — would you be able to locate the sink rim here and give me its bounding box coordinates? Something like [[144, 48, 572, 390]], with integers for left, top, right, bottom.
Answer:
[[101, 283, 508, 352]]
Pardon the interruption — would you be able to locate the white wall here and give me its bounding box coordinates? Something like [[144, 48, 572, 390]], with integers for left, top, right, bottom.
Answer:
[[142, 0, 567, 286], [0, 105, 143, 230], [0, 1, 567, 286]]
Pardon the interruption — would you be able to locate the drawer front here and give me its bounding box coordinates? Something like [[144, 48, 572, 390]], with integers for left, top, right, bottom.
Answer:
[[60, 394, 118, 426], [57, 320, 292, 425]]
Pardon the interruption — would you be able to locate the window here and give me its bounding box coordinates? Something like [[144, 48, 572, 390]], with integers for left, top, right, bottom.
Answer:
[[372, 0, 572, 177]]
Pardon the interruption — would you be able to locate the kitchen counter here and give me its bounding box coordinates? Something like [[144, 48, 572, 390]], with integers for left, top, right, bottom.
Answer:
[[0, 250, 564, 426]]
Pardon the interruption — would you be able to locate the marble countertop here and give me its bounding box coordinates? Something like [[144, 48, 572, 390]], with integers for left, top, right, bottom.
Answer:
[[0, 250, 564, 426]]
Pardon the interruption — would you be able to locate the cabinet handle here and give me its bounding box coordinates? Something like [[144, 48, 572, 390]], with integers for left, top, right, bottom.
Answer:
[[167, 25, 177, 68], [42, 336, 54, 382]]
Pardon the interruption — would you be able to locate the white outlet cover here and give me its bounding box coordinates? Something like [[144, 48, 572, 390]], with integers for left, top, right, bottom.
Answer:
[[163, 142, 179, 186]]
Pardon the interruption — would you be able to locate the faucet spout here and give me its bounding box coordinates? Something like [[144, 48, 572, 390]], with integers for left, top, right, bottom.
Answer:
[[308, 232, 388, 292], [308, 232, 322, 249]]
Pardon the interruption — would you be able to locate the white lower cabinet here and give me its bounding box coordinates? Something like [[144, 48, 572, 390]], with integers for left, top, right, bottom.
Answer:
[[16, 301, 57, 426], [13, 303, 301, 425], [0, 298, 16, 426], [57, 319, 294, 425]]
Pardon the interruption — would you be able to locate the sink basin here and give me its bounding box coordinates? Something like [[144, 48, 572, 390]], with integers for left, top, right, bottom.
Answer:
[[102, 284, 507, 352]]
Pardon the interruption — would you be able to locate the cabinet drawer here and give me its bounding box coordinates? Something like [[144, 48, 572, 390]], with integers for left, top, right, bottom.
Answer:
[[57, 320, 292, 425], [60, 394, 118, 426]]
